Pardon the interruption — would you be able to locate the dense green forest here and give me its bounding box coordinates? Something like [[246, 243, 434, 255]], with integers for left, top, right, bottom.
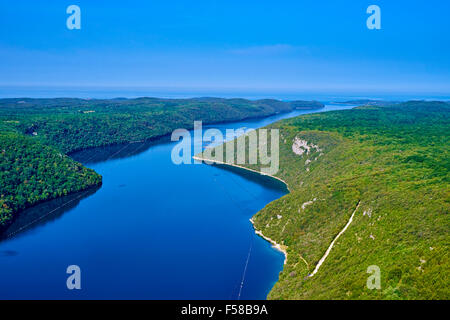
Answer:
[[0, 97, 323, 154], [0, 131, 101, 228], [198, 101, 450, 299], [0, 97, 321, 230]]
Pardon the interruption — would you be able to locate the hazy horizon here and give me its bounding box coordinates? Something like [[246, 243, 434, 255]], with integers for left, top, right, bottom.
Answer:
[[0, 84, 449, 101], [1, 0, 449, 95]]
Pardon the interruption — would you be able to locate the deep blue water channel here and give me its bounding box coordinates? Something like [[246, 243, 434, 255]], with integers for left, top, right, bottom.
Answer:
[[0, 104, 354, 299]]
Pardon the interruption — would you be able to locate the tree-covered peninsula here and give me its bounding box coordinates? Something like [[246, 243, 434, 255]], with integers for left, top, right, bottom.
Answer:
[[197, 101, 450, 299], [0, 97, 323, 154], [0, 97, 322, 230]]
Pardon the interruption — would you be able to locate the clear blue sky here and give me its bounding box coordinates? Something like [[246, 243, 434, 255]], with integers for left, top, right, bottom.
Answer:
[[0, 0, 449, 94]]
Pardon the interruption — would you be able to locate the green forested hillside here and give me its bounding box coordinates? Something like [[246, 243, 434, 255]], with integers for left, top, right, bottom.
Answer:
[[0, 97, 322, 153], [198, 101, 449, 299], [0, 131, 101, 228], [0, 97, 321, 230]]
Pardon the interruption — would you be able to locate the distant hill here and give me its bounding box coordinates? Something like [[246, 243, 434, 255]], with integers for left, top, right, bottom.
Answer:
[[290, 100, 324, 109], [332, 99, 400, 106], [0, 97, 323, 153]]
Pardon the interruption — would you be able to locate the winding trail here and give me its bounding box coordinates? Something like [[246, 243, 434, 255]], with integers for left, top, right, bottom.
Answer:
[[308, 200, 361, 278]]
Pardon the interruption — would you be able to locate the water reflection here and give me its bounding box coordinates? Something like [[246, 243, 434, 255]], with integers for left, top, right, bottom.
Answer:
[[69, 137, 172, 165], [0, 185, 101, 241]]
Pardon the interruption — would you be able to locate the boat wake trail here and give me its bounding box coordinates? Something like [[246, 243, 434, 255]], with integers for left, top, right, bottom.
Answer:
[[237, 236, 254, 300]]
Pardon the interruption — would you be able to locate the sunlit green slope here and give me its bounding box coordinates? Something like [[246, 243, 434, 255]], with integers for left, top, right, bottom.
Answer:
[[200, 101, 449, 299]]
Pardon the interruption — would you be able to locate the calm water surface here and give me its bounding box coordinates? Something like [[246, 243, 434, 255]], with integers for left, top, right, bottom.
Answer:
[[0, 104, 354, 299]]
